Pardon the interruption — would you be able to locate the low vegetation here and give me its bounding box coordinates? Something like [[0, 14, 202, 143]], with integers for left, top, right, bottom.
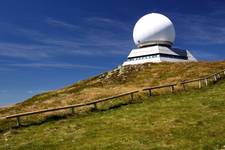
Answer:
[[0, 77, 225, 149], [0, 61, 225, 149], [1, 61, 225, 118]]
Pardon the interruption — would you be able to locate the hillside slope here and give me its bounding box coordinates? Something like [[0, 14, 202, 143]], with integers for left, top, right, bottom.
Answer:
[[1, 76, 225, 149], [1, 61, 225, 118]]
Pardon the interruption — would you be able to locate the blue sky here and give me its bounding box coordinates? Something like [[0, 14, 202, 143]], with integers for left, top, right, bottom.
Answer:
[[0, 0, 225, 106]]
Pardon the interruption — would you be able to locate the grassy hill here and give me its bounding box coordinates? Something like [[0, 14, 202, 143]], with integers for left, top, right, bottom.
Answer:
[[1, 61, 225, 118], [0, 61, 225, 149], [0, 74, 225, 149]]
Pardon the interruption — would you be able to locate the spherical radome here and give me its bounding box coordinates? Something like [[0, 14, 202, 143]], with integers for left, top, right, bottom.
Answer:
[[133, 13, 176, 47]]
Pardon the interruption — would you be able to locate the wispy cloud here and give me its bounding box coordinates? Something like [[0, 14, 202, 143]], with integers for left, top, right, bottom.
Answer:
[[191, 49, 224, 61], [0, 23, 132, 61], [0, 90, 7, 94], [6, 63, 107, 70], [27, 89, 48, 94], [0, 42, 51, 60], [86, 17, 125, 26], [85, 17, 132, 32], [170, 11, 225, 45], [0, 16, 132, 72], [46, 17, 78, 30], [165, 8, 225, 61], [0, 39, 130, 62], [86, 17, 116, 23]]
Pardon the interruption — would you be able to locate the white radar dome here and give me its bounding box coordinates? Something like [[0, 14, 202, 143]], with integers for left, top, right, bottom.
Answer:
[[133, 13, 176, 47]]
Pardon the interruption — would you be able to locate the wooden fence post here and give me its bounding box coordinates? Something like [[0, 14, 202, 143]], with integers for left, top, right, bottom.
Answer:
[[170, 85, 175, 93], [214, 75, 217, 82], [181, 83, 186, 90], [198, 80, 202, 88], [93, 103, 97, 110], [204, 78, 208, 86], [148, 89, 152, 96], [217, 73, 221, 79], [16, 117, 21, 127], [71, 107, 75, 114], [130, 93, 134, 102]]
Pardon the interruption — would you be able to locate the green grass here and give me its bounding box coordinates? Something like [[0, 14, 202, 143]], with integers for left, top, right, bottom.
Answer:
[[1, 61, 225, 118], [1, 80, 225, 149]]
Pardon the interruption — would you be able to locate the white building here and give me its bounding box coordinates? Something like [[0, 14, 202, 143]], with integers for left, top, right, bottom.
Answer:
[[123, 13, 197, 66]]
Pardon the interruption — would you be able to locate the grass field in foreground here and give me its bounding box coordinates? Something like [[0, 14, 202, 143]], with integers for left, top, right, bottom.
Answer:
[[0, 80, 225, 150]]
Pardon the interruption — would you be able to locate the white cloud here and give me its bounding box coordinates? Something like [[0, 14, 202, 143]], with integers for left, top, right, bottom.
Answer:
[[46, 17, 78, 30], [0, 90, 7, 93], [6, 63, 107, 70], [191, 49, 224, 60], [170, 12, 225, 45], [85, 17, 132, 32], [0, 42, 51, 60], [0, 16, 133, 61], [27, 89, 47, 94]]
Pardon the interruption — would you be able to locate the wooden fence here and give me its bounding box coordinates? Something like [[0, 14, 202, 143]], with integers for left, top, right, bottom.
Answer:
[[5, 90, 139, 127], [142, 83, 177, 96], [180, 69, 225, 90], [4, 69, 225, 127]]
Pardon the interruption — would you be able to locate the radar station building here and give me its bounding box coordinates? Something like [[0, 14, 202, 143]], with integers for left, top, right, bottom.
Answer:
[[123, 13, 197, 66]]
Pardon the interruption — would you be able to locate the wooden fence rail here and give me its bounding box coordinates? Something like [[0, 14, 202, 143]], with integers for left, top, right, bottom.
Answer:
[[4, 69, 225, 127], [142, 83, 177, 96], [5, 90, 139, 127], [180, 69, 225, 90]]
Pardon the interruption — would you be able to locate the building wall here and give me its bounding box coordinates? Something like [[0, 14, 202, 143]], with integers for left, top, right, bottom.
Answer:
[[123, 57, 161, 66], [122, 46, 197, 66]]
